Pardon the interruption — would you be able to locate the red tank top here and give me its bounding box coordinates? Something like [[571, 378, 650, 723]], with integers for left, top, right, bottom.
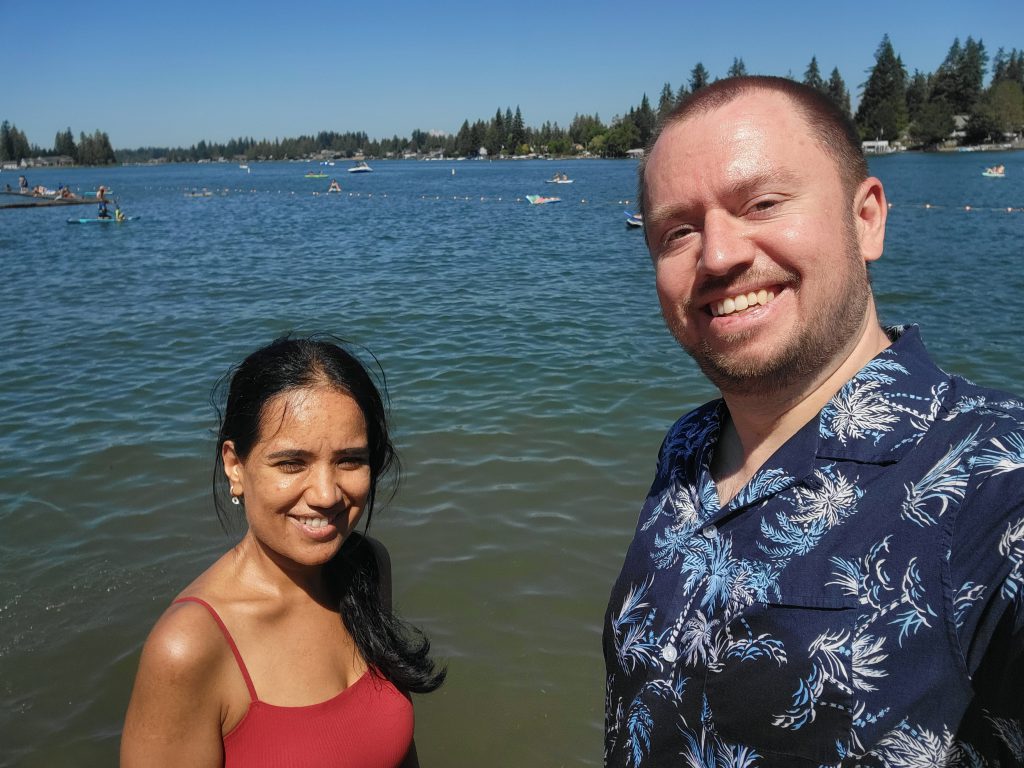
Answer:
[[174, 597, 414, 768]]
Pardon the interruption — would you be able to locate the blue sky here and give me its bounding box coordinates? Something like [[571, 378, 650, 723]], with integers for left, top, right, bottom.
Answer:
[[7, 0, 1023, 149]]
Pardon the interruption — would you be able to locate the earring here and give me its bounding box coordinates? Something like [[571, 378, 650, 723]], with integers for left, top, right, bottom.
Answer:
[[231, 495, 241, 506]]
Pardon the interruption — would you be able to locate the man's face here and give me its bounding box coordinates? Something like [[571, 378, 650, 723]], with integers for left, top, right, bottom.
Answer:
[[643, 90, 878, 397]]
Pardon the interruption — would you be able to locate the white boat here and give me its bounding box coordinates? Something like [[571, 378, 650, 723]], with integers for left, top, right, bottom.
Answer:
[[348, 161, 373, 173]]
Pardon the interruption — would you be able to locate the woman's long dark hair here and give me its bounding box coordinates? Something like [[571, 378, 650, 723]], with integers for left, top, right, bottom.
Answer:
[[212, 335, 445, 694]]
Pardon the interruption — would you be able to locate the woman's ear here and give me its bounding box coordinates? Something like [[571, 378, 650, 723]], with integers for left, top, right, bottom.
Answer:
[[222, 441, 244, 496]]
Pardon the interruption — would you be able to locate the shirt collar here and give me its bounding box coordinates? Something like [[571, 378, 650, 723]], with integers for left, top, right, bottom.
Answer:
[[815, 324, 952, 464], [693, 325, 953, 515]]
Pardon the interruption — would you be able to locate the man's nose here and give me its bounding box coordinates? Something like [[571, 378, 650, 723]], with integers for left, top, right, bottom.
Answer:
[[699, 212, 754, 276]]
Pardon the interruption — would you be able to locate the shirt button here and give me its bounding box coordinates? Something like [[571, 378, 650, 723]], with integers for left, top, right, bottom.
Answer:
[[661, 645, 678, 663], [702, 524, 718, 539]]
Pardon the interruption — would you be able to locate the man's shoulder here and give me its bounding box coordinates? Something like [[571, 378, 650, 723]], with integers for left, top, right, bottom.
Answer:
[[660, 399, 722, 459], [939, 375, 1024, 437]]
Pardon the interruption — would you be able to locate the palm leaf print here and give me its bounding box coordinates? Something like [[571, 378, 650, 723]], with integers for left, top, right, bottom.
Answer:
[[971, 431, 1024, 477], [901, 427, 982, 527]]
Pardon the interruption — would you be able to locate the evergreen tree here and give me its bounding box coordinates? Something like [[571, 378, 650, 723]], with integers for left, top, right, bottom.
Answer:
[[827, 67, 852, 118], [908, 100, 953, 148], [11, 126, 31, 161], [675, 82, 689, 105], [905, 70, 930, 123], [509, 106, 526, 154], [930, 38, 963, 109], [634, 93, 656, 145], [958, 36, 988, 113], [657, 82, 675, 119], [689, 62, 710, 92], [455, 120, 473, 157], [855, 34, 908, 140], [0, 120, 13, 162], [803, 56, 826, 92], [727, 57, 747, 78]]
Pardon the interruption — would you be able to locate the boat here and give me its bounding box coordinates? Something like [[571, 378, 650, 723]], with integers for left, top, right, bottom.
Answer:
[[982, 165, 1006, 178], [239, 164, 250, 172], [545, 173, 574, 184], [304, 171, 328, 179], [67, 215, 140, 224], [526, 194, 561, 205], [348, 161, 373, 173], [624, 210, 643, 228]]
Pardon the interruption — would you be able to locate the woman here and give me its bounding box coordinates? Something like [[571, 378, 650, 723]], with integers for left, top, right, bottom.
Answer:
[[122, 337, 445, 767]]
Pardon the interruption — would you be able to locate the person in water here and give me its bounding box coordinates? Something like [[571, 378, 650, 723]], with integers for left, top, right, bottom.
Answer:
[[328, 178, 342, 193], [121, 336, 445, 767]]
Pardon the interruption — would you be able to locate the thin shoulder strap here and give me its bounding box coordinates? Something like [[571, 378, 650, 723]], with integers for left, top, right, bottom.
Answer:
[[173, 596, 258, 702]]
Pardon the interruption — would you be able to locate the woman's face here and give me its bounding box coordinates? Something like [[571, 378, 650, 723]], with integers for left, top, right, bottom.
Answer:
[[223, 385, 372, 568]]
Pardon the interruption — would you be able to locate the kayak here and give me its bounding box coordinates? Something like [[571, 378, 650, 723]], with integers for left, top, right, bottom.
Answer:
[[624, 210, 643, 228], [67, 216, 140, 224]]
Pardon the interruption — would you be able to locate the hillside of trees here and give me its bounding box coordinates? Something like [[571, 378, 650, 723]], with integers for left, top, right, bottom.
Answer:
[[2, 36, 1021, 166]]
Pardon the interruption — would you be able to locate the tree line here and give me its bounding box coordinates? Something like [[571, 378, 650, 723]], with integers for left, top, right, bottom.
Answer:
[[856, 36, 1024, 147], [1, 122, 116, 165], [2, 36, 1021, 165]]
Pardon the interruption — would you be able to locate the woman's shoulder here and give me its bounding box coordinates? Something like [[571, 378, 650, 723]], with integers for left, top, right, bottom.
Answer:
[[140, 597, 235, 684]]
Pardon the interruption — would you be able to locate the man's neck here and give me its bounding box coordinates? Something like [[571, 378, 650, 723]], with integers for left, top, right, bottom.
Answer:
[[711, 312, 892, 507]]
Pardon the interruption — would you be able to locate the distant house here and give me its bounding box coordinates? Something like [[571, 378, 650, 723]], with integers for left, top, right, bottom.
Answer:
[[862, 140, 895, 154], [28, 155, 75, 167], [626, 148, 645, 159], [478, 147, 488, 157], [951, 114, 970, 141]]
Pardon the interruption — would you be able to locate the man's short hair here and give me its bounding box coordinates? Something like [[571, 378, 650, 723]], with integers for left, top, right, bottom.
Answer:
[[637, 76, 868, 219]]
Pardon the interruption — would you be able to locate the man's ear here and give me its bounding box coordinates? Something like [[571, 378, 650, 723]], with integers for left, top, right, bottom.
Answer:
[[854, 176, 887, 264]]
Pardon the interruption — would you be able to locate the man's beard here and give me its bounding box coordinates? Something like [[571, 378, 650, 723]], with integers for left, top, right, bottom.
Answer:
[[667, 227, 872, 399]]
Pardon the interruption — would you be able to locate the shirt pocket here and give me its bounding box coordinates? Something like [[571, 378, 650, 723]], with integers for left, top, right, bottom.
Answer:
[[703, 597, 858, 766]]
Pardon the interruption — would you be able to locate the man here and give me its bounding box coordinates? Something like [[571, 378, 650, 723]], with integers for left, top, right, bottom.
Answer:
[[604, 76, 1024, 767]]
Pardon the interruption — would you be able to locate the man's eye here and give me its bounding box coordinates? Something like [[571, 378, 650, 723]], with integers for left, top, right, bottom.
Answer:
[[275, 460, 305, 471], [665, 225, 696, 242], [749, 199, 779, 213]]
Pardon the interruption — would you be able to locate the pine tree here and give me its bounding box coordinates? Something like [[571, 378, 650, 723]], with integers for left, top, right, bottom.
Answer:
[[957, 37, 988, 113], [689, 62, 710, 92], [657, 82, 675, 119], [509, 106, 526, 154], [855, 34, 908, 140], [905, 70, 931, 123], [634, 94, 656, 145], [727, 57, 747, 77], [827, 68, 852, 118], [0, 120, 14, 162], [803, 56, 826, 92]]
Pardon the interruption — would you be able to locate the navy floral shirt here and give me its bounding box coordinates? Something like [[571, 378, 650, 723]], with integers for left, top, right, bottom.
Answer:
[[604, 326, 1024, 767]]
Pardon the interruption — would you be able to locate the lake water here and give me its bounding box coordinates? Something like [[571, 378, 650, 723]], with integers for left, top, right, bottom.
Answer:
[[0, 153, 1022, 767]]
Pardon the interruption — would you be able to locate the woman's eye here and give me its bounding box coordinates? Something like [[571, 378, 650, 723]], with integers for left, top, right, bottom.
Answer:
[[338, 456, 368, 469], [275, 460, 305, 472]]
